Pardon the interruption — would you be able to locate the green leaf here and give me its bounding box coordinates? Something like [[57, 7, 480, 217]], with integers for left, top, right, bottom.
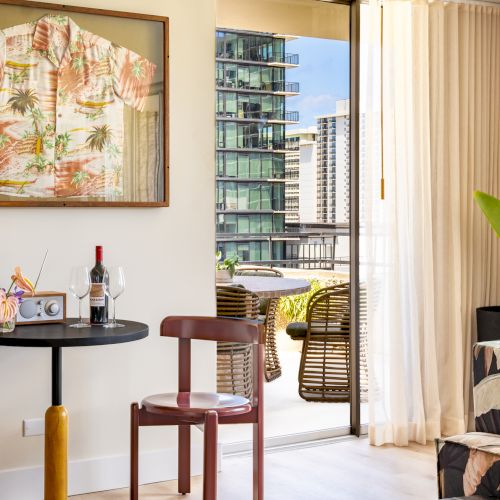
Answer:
[[474, 190, 500, 237]]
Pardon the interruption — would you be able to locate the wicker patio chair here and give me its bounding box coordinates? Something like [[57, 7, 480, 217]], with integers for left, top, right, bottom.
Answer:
[[235, 266, 283, 381], [285, 282, 369, 403], [235, 266, 284, 279], [285, 282, 349, 340], [299, 284, 351, 402], [216, 286, 260, 399]]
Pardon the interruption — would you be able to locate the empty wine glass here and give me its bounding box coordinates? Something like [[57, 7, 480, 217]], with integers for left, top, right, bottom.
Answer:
[[104, 266, 125, 328], [69, 266, 91, 328]]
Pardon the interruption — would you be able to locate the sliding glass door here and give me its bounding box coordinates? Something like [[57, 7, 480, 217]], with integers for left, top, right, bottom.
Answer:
[[215, 0, 363, 445]]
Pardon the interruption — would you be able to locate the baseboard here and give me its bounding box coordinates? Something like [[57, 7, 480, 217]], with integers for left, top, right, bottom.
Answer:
[[222, 425, 368, 457], [0, 443, 221, 500]]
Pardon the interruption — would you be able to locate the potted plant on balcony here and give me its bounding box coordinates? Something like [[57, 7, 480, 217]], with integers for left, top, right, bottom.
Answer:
[[474, 191, 500, 341], [216, 252, 239, 283]]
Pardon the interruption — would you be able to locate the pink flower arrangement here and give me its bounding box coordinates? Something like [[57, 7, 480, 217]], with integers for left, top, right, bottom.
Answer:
[[1, 267, 35, 325]]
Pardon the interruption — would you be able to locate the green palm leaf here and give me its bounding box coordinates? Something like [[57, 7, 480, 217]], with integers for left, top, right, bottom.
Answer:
[[474, 191, 500, 237]]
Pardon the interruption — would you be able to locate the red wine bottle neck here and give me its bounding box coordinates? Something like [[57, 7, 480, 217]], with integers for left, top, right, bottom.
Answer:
[[96, 246, 103, 264]]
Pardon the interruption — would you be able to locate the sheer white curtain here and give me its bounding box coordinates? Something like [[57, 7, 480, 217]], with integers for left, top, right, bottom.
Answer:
[[361, 0, 500, 446]]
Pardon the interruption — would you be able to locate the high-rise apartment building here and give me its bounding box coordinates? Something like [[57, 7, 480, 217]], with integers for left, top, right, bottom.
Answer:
[[285, 127, 318, 224], [284, 134, 300, 223], [215, 29, 299, 262], [316, 99, 350, 224]]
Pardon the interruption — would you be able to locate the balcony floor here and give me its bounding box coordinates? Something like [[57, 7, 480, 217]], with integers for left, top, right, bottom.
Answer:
[[219, 329, 368, 446]]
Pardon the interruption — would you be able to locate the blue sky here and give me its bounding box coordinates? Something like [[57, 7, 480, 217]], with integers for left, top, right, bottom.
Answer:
[[286, 37, 350, 129]]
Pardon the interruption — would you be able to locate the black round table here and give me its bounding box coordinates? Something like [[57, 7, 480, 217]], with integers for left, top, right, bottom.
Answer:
[[0, 318, 148, 500]]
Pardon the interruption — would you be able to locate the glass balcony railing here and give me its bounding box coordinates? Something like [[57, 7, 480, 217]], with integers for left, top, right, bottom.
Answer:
[[217, 51, 299, 65], [217, 110, 299, 122], [284, 111, 299, 122], [274, 81, 300, 93], [216, 80, 300, 94]]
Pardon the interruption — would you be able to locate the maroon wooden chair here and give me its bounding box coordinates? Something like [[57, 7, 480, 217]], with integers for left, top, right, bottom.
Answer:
[[130, 316, 265, 500]]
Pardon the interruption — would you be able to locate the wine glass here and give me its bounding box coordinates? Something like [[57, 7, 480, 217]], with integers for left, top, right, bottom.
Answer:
[[104, 266, 125, 328], [69, 266, 91, 328]]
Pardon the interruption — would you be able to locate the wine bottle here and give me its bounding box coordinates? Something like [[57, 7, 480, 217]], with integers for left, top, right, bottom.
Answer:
[[90, 245, 109, 325]]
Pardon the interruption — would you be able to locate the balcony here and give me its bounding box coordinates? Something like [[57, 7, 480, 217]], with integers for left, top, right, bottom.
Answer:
[[217, 110, 299, 123], [216, 51, 299, 67], [268, 110, 299, 124], [274, 81, 300, 94], [216, 81, 300, 95]]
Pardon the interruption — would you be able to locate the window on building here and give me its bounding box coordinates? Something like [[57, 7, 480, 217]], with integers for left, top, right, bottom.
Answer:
[[239, 154, 250, 178]]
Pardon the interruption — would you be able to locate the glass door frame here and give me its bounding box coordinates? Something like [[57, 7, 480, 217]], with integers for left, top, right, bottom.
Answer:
[[349, 0, 362, 437]]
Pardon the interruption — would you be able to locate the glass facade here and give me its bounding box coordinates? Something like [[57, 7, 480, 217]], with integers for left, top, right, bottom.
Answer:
[[216, 29, 299, 263]]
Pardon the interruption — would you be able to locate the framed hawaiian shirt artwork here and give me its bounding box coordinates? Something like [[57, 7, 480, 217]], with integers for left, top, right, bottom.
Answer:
[[0, 0, 168, 206]]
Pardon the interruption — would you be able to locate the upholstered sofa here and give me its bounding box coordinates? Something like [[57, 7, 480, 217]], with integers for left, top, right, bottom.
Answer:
[[436, 341, 500, 498]]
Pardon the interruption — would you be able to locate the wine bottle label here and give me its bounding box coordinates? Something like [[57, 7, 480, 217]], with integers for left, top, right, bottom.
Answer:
[[90, 283, 105, 307]]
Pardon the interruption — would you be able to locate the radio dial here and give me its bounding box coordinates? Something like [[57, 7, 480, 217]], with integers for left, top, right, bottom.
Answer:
[[45, 300, 60, 316]]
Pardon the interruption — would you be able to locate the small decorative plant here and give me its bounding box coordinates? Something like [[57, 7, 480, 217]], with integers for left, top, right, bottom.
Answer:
[[0, 267, 35, 333], [473, 191, 500, 341], [216, 251, 240, 282]]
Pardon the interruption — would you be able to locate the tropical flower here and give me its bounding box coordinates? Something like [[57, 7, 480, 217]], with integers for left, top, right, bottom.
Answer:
[[0, 289, 20, 323], [11, 266, 35, 295]]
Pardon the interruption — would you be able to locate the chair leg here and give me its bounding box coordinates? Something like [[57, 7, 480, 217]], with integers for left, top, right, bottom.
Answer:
[[203, 411, 218, 500], [252, 421, 264, 500], [178, 425, 191, 494], [130, 403, 139, 500]]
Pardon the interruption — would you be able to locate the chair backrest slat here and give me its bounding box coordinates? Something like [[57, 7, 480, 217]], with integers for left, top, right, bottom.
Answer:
[[216, 286, 260, 320], [161, 316, 264, 344], [235, 266, 283, 278], [179, 338, 191, 392]]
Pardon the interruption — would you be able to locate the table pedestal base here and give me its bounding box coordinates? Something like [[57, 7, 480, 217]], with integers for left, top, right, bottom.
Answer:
[[264, 298, 282, 381], [44, 405, 68, 500]]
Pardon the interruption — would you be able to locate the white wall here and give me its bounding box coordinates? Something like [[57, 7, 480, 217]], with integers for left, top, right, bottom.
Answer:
[[216, 0, 349, 40], [0, 0, 216, 497]]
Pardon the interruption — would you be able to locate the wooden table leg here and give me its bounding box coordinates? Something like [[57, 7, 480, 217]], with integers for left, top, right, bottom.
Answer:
[[44, 347, 68, 500], [45, 405, 68, 500]]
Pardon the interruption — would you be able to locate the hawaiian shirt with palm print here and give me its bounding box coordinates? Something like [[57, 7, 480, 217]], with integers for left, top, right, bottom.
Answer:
[[0, 14, 156, 198]]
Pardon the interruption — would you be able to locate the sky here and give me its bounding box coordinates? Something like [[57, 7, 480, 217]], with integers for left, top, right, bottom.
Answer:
[[286, 37, 350, 130]]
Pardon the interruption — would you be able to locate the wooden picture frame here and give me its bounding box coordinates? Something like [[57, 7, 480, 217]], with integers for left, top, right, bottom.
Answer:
[[0, 0, 169, 207]]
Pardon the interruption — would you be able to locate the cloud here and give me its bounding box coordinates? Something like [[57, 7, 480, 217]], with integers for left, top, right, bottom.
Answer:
[[295, 94, 339, 114]]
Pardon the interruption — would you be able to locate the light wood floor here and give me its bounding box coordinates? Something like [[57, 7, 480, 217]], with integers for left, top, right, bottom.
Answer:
[[72, 437, 437, 500]]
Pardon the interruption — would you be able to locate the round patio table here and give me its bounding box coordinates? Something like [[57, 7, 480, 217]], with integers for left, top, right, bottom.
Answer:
[[231, 275, 311, 299], [0, 318, 148, 500], [219, 276, 311, 381]]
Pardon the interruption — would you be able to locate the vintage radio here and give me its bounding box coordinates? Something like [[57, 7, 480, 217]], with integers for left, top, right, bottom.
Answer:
[[16, 291, 66, 325]]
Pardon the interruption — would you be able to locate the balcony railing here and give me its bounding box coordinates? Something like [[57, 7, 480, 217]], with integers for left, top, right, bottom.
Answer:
[[217, 110, 299, 122], [274, 81, 300, 93], [217, 52, 299, 66], [284, 111, 299, 122]]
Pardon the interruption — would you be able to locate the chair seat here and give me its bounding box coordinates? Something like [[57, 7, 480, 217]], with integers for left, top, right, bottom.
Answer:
[[286, 321, 308, 340], [142, 391, 252, 418]]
